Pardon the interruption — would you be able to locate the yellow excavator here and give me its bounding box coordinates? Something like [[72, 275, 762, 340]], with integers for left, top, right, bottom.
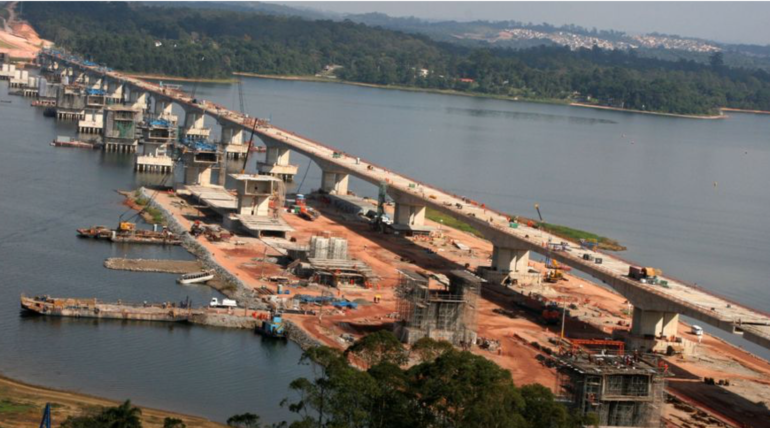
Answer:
[[118, 221, 136, 232]]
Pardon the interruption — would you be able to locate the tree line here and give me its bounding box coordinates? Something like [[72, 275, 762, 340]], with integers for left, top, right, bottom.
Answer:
[[57, 333, 596, 428], [22, 1, 770, 115]]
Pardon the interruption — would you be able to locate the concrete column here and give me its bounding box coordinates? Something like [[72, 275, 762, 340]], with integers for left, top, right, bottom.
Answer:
[[181, 108, 210, 140], [184, 163, 213, 186], [321, 170, 349, 195], [394, 202, 426, 227], [265, 145, 290, 165], [104, 80, 123, 103], [220, 124, 246, 158], [631, 308, 680, 338], [491, 246, 530, 273], [89, 77, 103, 91], [129, 89, 149, 111]]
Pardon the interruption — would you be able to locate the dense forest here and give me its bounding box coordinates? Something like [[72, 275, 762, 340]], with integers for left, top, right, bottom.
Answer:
[[23, 2, 770, 115]]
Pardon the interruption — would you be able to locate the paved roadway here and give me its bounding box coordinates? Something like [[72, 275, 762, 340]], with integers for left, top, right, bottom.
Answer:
[[48, 53, 770, 350]]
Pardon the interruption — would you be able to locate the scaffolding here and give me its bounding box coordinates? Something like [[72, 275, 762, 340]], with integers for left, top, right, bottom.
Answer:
[[554, 350, 666, 427], [395, 269, 480, 346]]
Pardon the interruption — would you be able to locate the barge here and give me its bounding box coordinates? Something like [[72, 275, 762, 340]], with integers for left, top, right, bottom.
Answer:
[[77, 222, 182, 245], [51, 136, 99, 149], [20, 295, 194, 322]]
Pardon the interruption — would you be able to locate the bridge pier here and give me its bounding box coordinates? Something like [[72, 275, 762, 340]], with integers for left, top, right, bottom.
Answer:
[[631, 308, 680, 339], [220, 123, 247, 159], [128, 88, 149, 112], [321, 170, 349, 195], [105, 80, 124, 104], [257, 140, 298, 181], [183, 152, 216, 186], [151, 96, 178, 125], [387, 189, 431, 235], [181, 107, 211, 141]]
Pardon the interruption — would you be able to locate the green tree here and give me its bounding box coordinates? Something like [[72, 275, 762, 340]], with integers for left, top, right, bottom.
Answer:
[[345, 330, 407, 368], [61, 400, 142, 428], [163, 417, 186, 428], [410, 337, 454, 363], [407, 350, 527, 428], [226, 413, 261, 428]]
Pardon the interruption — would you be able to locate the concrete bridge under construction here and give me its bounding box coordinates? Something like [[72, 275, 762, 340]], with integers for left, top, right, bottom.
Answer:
[[42, 51, 770, 352]]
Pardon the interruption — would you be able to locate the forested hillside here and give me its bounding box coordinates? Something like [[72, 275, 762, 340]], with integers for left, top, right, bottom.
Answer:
[[23, 2, 770, 115]]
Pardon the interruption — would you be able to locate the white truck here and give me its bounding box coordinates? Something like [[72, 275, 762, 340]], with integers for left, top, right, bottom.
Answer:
[[210, 297, 237, 308]]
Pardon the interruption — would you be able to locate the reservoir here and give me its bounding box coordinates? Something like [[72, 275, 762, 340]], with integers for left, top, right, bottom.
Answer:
[[1, 75, 769, 422]]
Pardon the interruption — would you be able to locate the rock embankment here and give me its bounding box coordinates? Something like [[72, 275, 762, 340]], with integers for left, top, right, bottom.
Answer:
[[189, 312, 261, 329], [104, 258, 201, 274]]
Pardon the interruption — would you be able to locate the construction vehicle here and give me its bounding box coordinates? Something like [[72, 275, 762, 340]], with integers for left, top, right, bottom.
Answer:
[[544, 270, 565, 283], [629, 266, 663, 283], [118, 221, 136, 232], [209, 297, 237, 308], [542, 302, 564, 325], [299, 206, 320, 221]]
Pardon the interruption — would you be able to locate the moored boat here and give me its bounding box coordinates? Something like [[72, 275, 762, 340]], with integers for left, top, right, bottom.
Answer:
[[177, 269, 215, 284], [51, 136, 98, 149]]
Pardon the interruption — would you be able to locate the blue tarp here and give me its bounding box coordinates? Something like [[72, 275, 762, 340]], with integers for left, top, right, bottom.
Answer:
[[86, 88, 106, 96], [149, 119, 172, 128], [179, 137, 217, 152]]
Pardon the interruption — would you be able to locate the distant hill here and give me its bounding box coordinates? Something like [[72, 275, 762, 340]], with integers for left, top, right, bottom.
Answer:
[[22, 1, 770, 116], [138, 2, 770, 70]]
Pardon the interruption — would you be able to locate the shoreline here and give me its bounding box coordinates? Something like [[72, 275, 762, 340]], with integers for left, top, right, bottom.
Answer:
[[569, 102, 727, 120], [127, 72, 237, 84], [232, 72, 744, 120], [0, 372, 224, 428]]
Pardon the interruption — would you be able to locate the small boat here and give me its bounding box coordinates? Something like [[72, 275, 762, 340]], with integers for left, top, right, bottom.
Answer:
[[51, 136, 97, 149], [249, 145, 267, 153], [257, 311, 286, 339], [177, 270, 215, 285]]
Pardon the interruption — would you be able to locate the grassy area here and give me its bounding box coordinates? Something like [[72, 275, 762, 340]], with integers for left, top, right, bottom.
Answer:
[[426, 208, 484, 238], [0, 399, 36, 415], [537, 222, 626, 251], [133, 192, 165, 225]]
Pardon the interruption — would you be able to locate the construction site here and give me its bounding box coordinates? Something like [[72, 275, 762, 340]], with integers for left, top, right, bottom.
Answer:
[[4, 36, 770, 428], [395, 269, 480, 346], [554, 348, 667, 427]]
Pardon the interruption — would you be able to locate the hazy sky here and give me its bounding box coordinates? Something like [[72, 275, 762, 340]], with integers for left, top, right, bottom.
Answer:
[[277, 2, 770, 45]]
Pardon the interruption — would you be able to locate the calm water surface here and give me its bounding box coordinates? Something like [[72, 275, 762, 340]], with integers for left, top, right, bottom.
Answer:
[[1, 74, 769, 421], [0, 86, 310, 424]]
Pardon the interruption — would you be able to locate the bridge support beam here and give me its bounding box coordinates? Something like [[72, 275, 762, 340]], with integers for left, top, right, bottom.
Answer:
[[128, 89, 149, 111], [491, 246, 530, 274], [386, 189, 431, 235], [631, 308, 679, 339], [89, 76, 103, 91], [321, 170, 349, 195], [152, 96, 178, 124], [257, 140, 298, 181], [394, 202, 425, 227], [181, 108, 210, 140], [220, 123, 247, 159], [105, 80, 123, 104]]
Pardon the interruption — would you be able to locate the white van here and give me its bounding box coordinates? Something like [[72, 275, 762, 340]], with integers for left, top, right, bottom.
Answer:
[[691, 325, 703, 336]]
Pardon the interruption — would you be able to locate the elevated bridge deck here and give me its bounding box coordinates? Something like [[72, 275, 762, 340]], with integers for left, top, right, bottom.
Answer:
[[45, 52, 770, 350]]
